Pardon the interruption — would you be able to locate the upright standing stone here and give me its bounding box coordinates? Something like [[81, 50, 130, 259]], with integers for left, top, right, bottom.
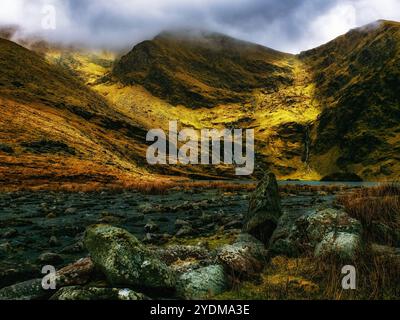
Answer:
[[243, 172, 282, 244]]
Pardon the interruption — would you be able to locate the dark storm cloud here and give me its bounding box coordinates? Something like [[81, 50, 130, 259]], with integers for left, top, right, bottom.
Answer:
[[1, 0, 400, 53]]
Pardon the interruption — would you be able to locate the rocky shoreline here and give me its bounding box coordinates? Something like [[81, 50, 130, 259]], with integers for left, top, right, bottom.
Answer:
[[0, 174, 398, 300]]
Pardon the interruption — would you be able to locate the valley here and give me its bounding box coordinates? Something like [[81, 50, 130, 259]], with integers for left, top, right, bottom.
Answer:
[[0, 20, 399, 300], [1, 21, 399, 187]]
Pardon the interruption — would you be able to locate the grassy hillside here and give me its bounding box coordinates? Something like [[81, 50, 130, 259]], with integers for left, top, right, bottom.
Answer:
[[100, 31, 322, 180], [1, 20, 399, 188], [301, 20, 400, 180], [0, 38, 158, 190], [112, 30, 294, 108]]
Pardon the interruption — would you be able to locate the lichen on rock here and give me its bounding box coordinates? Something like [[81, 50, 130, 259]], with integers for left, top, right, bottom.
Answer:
[[84, 224, 176, 290]]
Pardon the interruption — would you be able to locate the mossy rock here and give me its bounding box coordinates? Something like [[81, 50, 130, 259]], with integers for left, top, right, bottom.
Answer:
[[315, 232, 361, 261], [0, 279, 52, 300], [84, 224, 176, 290], [50, 286, 148, 300], [243, 172, 282, 244], [176, 265, 228, 300]]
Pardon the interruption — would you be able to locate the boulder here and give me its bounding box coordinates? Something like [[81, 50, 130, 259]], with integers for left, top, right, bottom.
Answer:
[[38, 252, 64, 265], [0, 279, 52, 300], [268, 210, 302, 257], [1, 228, 18, 239], [176, 265, 228, 300], [269, 237, 301, 258], [303, 208, 362, 246], [50, 286, 148, 300], [144, 221, 160, 233], [315, 232, 361, 260], [175, 225, 194, 237], [243, 172, 282, 244], [269, 208, 362, 257], [84, 224, 176, 290], [57, 257, 95, 286], [217, 234, 267, 277]]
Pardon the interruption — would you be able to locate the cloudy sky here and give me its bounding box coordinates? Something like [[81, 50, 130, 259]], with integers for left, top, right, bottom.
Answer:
[[1, 0, 399, 53]]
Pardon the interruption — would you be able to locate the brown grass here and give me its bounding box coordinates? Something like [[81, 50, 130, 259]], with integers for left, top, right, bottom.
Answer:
[[0, 170, 358, 195], [279, 184, 350, 194], [337, 183, 400, 230], [217, 250, 400, 300]]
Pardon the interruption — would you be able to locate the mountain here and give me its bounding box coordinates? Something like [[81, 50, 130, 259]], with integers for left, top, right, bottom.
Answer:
[[106, 30, 322, 179], [300, 20, 400, 180], [0, 38, 153, 190], [112, 30, 294, 108], [1, 20, 399, 188]]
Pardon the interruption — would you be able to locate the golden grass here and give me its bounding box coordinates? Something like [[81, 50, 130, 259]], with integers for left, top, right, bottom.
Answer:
[[279, 183, 351, 194], [216, 251, 400, 300], [337, 183, 400, 230]]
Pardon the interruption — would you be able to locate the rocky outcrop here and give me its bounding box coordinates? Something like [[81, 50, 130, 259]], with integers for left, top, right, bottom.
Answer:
[[217, 234, 267, 277], [0, 257, 95, 300], [0, 279, 50, 300], [57, 257, 95, 287], [84, 224, 176, 291], [269, 208, 363, 260], [243, 172, 282, 244], [176, 265, 228, 300], [315, 232, 361, 260]]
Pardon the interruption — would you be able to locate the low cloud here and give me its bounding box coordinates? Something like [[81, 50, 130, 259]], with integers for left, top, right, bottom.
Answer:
[[0, 0, 399, 53]]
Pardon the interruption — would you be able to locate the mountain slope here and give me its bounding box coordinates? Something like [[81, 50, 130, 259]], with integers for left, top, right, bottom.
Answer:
[[300, 20, 400, 180], [112, 30, 294, 108], [1, 20, 399, 187], [0, 38, 154, 190]]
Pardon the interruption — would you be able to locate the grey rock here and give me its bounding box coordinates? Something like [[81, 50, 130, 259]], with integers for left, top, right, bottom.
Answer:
[[84, 224, 176, 290], [64, 208, 77, 215], [50, 286, 148, 300], [305, 208, 362, 246], [243, 172, 282, 244], [0, 279, 52, 300], [2, 228, 18, 239], [48, 236, 59, 247], [144, 221, 160, 233], [217, 233, 267, 277], [176, 265, 228, 300], [315, 232, 361, 260], [38, 252, 64, 265], [176, 225, 194, 237], [269, 208, 363, 257]]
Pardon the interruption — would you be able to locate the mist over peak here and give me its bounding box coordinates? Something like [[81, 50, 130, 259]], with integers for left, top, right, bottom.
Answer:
[[1, 0, 400, 53]]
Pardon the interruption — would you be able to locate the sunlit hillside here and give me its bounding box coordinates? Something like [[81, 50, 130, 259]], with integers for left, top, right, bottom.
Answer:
[[301, 20, 400, 180], [1, 20, 399, 189], [48, 31, 323, 180], [0, 38, 157, 191]]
